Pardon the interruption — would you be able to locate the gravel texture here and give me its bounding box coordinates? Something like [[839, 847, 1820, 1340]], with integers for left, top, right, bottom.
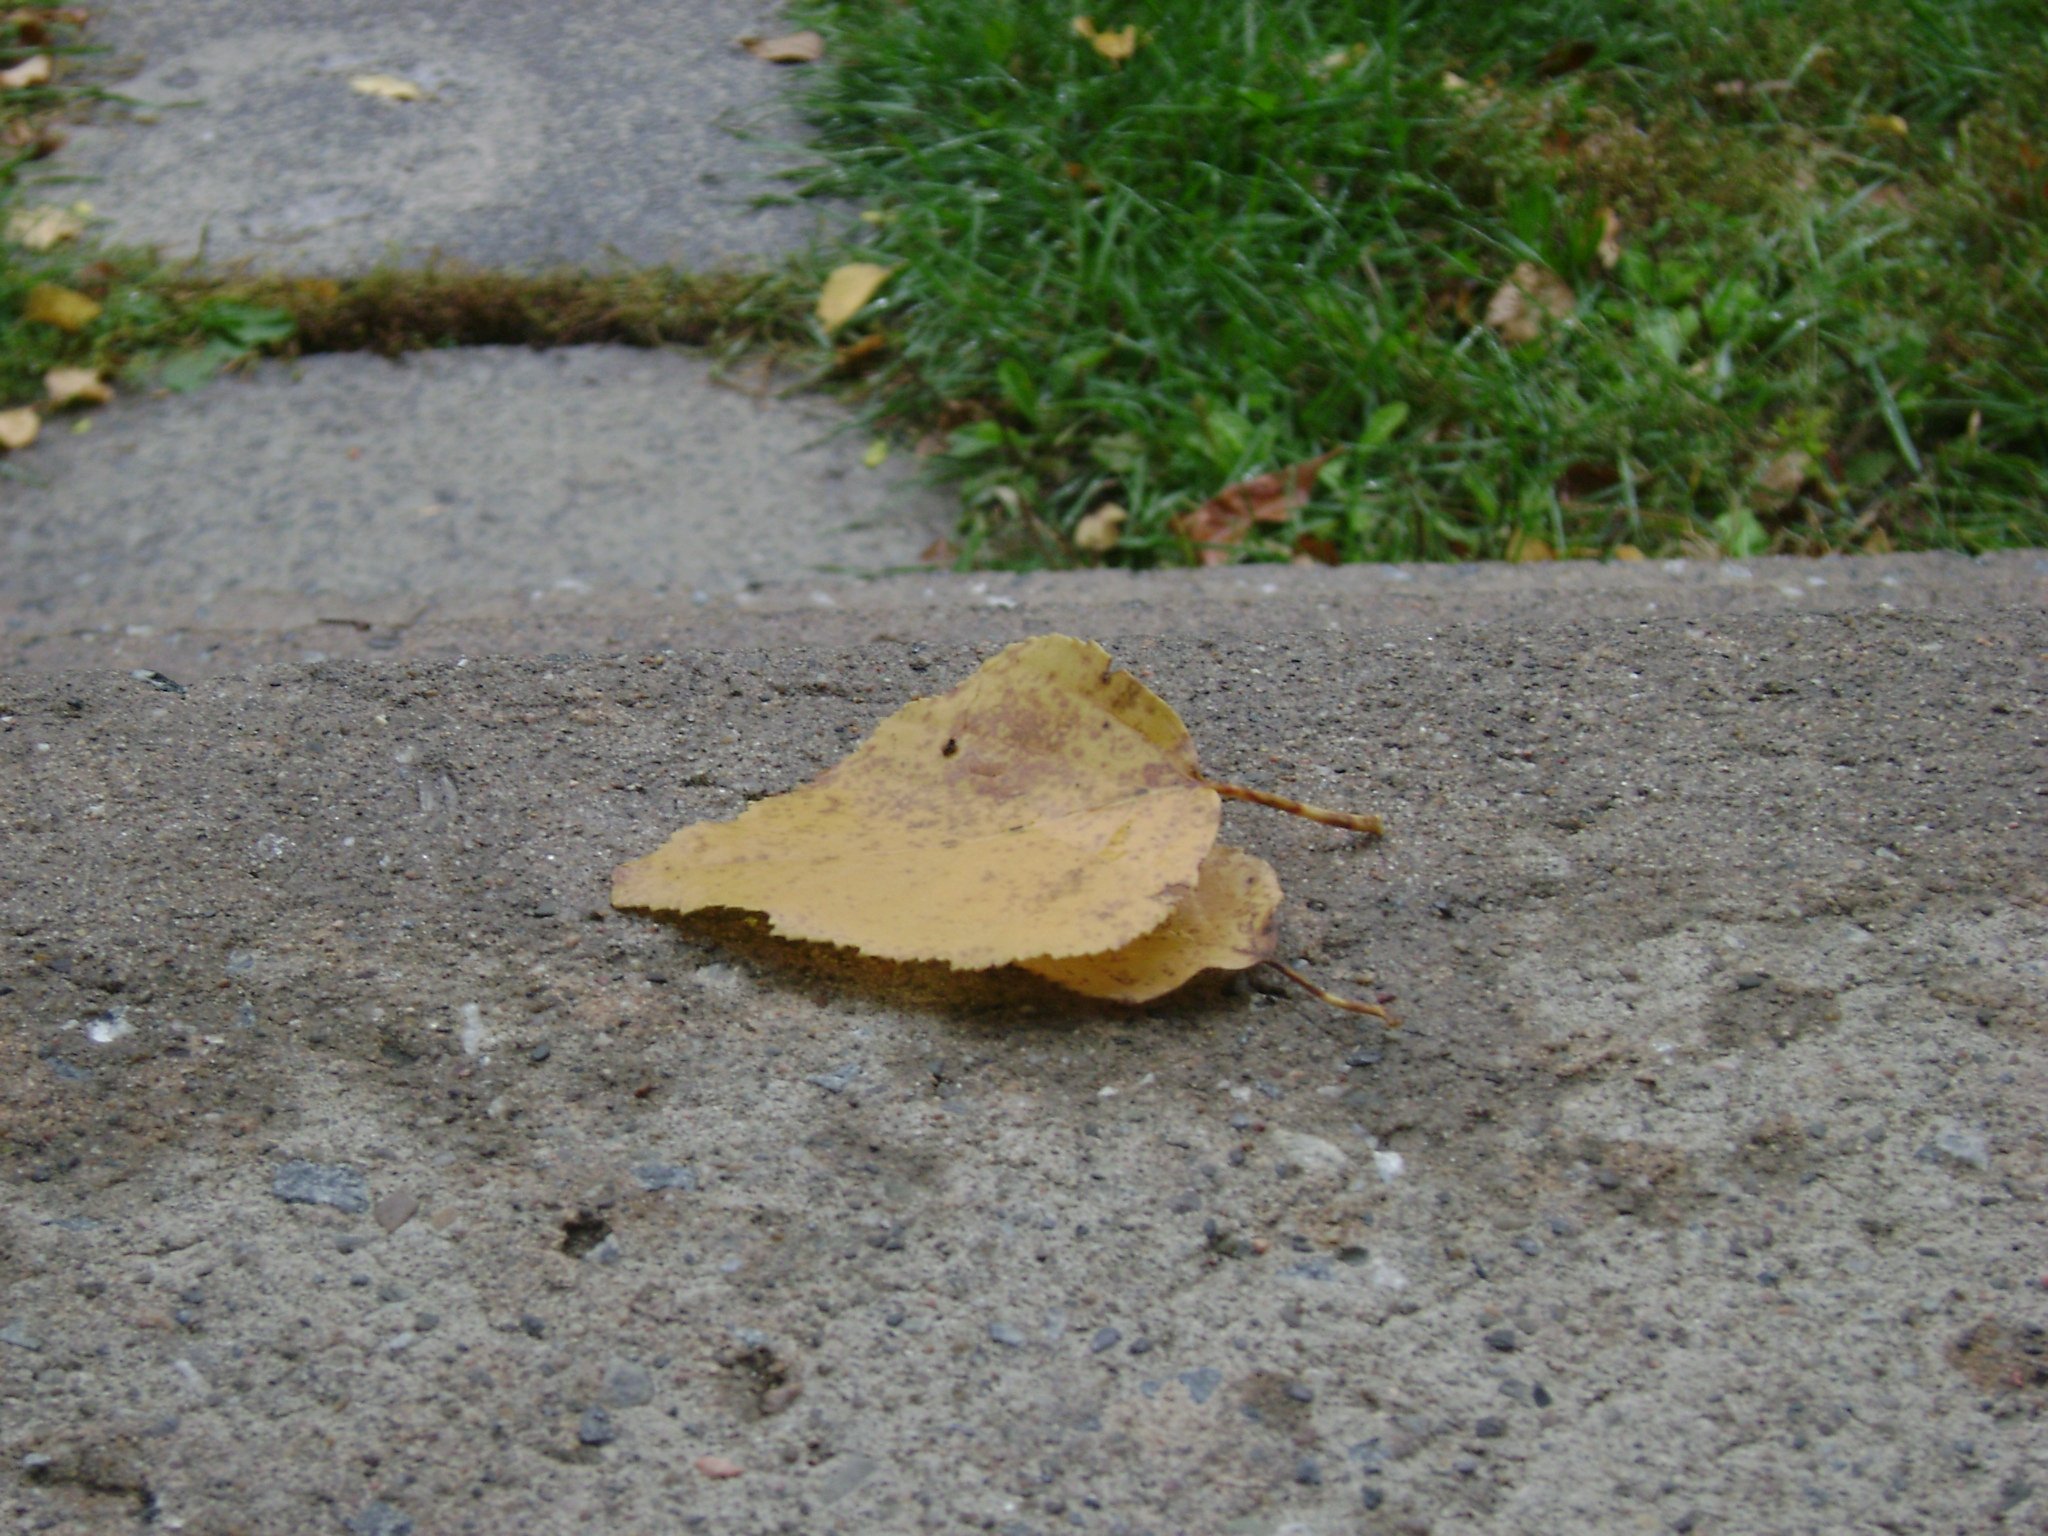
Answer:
[[3, 585, 2044, 1533]]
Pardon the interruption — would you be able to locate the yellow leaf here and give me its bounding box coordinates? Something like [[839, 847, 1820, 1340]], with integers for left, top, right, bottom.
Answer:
[[24, 283, 101, 332], [1596, 207, 1622, 270], [1484, 262, 1575, 345], [1022, 843, 1280, 1002], [1864, 113, 1909, 137], [613, 636, 1223, 968], [1505, 530, 1555, 563], [815, 262, 894, 333], [1072, 502, 1127, 553], [1611, 543, 1645, 561], [741, 30, 824, 64], [0, 53, 52, 90], [0, 407, 39, 451], [349, 73, 425, 101], [6, 205, 83, 251], [861, 437, 890, 469], [1071, 16, 1141, 63], [43, 366, 111, 407]]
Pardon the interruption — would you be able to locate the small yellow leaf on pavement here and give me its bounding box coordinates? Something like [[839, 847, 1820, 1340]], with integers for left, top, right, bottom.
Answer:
[[815, 262, 894, 333], [0, 407, 41, 452], [1072, 502, 1127, 553], [6, 204, 83, 251], [861, 437, 890, 469], [613, 636, 1222, 969], [741, 30, 824, 64], [44, 366, 111, 407], [349, 73, 425, 101], [1484, 262, 1575, 345], [0, 53, 52, 90], [1023, 843, 1281, 1002], [24, 282, 101, 331]]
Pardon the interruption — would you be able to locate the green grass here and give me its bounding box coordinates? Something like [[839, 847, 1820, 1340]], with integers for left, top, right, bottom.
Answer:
[[791, 0, 2048, 564]]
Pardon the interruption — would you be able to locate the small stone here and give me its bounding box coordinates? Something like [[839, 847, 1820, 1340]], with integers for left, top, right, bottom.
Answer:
[[1294, 1457, 1322, 1486], [1532, 1382, 1553, 1407], [272, 1160, 369, 1215], [632, 1162, 699, 1192], [989, 1322, 1027, 1349], [603, 1361, 655, 1408], [1485, 1328, 1519, 1352], [1285, 1381, 1315, 1403], [1127, 1336, 1153, 1356], [1089, 1327, 1122, 1355], [520, 1313, 547, 1338], [1929, 1127, 1991, 1170], [806, 1063, 860, 1094], [1178, 1367, 1222, 1404], [1514, 1236, 1542, 1256], [0, 1320, 43, 1352], [1362, 1487, 1384, 1510], [528, 1043, 552, 1063], [578, 1407, 616, 1446], [373, 1191, 419, 1234], [1474, 1416, 1507, 1439], [695, 1454, 744, 1479], [344, 1502, 414, 1536]]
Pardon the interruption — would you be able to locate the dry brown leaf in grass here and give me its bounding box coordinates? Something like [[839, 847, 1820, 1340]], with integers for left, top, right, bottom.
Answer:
[[1173, 448, 1344, 565], [1485, 262, 1575, 345], [740, 30, 824, 64], [43, 366, 110, 407], [1071, 502, 1127, 553], [0, 407, 41, 452], [1071, 17, 1140, 63], [0, 53, 52, 89], [815, 262, 894, 333], [1022, 844, 1280, 1002], [6, 204, 82, 251], [1596, 207, 1622, 270], [349, 73, 424, 101], [1756, 450, 1814, 502], [614, 636, 1389, 1010], [23, 282, 100, 331]]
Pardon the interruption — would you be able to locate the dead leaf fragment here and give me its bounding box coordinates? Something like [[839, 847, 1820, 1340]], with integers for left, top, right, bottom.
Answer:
[[740, 30, 824, 64], [1485, 262, 1575, 345], [613, 636, 1223, 968], [6, 204, 83, 250], [0, 407, 39, 451], [0, 52, 52, 89], [1505, 530, 1556, 562], [1071, 17, 1141, 63], [1756, 450, 1814, 502], [1072, 502, 1127, 553], [1173, 449, 1343, 565], [43, 366, 110, 407], [1023, 843, 1280, 1002], [1596, 207, 1622, 270], [23, 283, 101, 331], [815, 262, 894, 333], [349, 73, 424, 101]]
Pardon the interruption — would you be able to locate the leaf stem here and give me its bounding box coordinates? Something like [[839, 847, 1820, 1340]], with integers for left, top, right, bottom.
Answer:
[[1266, 960, 1398, 1024], [1196, 775, 1385, 835]]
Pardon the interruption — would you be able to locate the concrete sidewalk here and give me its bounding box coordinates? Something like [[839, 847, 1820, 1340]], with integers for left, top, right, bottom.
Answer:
[[3, 579, 2044, 1535]]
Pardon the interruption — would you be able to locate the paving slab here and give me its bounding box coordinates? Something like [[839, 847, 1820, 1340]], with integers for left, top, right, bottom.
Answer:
[[1, 345, 952, 642], [56, 0, 833, 272], [3, 591, 2044, 1534]]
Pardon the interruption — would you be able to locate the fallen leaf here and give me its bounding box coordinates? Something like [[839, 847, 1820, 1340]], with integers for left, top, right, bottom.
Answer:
[[43, 366, 110, 407], [1022, 843, 1280, 1002], [0, 406, 39, 451], [1441, 70, 1468, 91], [1072, 502, 1127, 553], [1756, 450, 1813, 501], [917, 536, 959, 565], [861, 437, 890, 469], [1484, 262, 1575, 345], [614, 636, 1225, 969], [1864, 113, 1909, 138], [349, 73, 424, 101], [0, 52, 52, 89], [1610, 543, 1645, 561], [1505, 530, 1556, 562], [1596, 207, 1622, 270], [1071, 17, 1140, 63], [740, 30, 824, 64], [1292, 532, 1342, 564], [832, 331, 889, 375], [1172, 449, 1343, 565], [1537, 39, 1596, 76], [815, 262, 894, 333], [24, 282, 101, 331], [6, 204, 82, 250]]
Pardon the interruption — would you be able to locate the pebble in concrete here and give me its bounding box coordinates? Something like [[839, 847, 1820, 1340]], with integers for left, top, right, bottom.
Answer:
[[271, 1160, 370, 1215]]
